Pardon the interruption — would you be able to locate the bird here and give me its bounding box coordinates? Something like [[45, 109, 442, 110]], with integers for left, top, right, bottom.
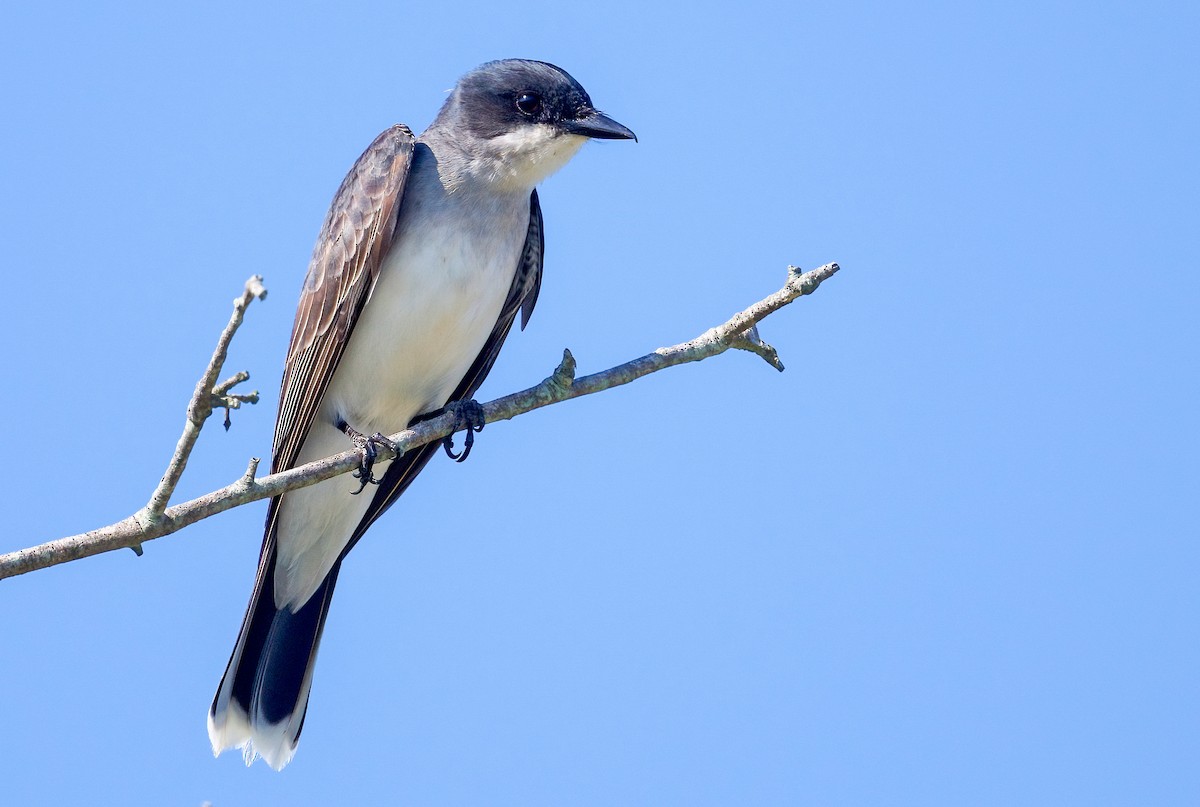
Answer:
[[207, 59, 635, 770]]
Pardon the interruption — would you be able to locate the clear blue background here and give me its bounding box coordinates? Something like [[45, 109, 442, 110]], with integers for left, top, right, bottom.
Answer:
[[1, 2, 1196, 805]]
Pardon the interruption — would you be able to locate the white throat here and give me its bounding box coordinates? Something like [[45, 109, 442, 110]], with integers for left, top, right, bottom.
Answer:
[[438, 126, 588, 194]]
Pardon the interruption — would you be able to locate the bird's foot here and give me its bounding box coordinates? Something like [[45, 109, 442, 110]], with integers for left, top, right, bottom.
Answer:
[[340, 422, 399, 494], [441, 399, 486, 463]]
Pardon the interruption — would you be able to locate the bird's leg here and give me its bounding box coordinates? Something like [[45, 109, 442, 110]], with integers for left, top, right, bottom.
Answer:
[[411, 400, 487, 463], [338, 419, 399, 495], [443, 399, 486, 462], [441, 399, 486, 462]]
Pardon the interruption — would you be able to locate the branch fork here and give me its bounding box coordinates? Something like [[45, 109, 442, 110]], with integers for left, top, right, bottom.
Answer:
[[139, 275, 267, 527]]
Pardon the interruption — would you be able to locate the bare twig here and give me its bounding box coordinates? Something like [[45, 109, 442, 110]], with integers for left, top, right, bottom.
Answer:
[[139, 276, 267, 526], [0, 262, 838, 580], [214, 371, 251, 396]]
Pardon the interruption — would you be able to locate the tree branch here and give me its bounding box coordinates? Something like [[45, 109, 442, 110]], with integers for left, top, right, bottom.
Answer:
[[0, 262, 838, 580], [140, 275, 267, 530]]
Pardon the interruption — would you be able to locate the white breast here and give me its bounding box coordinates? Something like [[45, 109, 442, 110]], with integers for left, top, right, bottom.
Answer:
[[272, 151, 532, 609], [327, 190, 528, 431]]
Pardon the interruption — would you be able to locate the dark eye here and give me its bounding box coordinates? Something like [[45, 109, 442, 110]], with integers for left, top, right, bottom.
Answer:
[[515, 93, 542, 116]]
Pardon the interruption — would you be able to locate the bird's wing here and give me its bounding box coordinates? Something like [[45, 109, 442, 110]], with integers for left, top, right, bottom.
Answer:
[[342, 189, 546, 550], [271, 124, 416, 475], [225, 126, 414, 717], [258, 125, 414, 560]]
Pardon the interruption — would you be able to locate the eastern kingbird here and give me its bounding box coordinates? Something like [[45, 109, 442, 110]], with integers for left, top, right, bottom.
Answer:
[[207, 59, 635, 770]]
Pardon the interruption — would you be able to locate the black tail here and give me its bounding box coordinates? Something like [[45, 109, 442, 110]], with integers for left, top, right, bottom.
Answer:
[[208, 548, 341, 770]]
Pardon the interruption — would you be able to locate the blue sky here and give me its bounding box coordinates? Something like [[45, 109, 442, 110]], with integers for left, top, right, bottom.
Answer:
[[1, 1, 1196, 805]]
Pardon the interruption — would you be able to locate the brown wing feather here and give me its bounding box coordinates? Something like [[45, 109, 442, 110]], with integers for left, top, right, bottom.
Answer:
[[272, 124, 416, 475], [220, 126, 416, 700], [340, 189, 546, 552], [259, 125, 414, 553]]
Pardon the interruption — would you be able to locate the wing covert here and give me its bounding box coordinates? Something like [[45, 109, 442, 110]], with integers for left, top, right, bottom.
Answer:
[[271, 124, 416, 475]]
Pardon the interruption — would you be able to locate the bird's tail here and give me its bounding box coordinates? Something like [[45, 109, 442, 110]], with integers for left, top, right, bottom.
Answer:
[[208, 547, 341, 770]]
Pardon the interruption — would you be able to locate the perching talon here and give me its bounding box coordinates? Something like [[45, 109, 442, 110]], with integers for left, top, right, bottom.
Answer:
[[339, 421, 400, 494], [441, 399, 486, 463]]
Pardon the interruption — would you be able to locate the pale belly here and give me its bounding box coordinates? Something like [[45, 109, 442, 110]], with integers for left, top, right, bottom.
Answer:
[[272, 191, 529, 609]]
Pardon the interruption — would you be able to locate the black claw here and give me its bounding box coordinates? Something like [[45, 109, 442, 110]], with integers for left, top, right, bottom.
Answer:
[[341, 421, 399, 494], [441, 400, 486, 463]]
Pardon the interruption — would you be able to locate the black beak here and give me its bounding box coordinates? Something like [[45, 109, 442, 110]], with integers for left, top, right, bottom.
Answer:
[[563, 109, 638, 142]]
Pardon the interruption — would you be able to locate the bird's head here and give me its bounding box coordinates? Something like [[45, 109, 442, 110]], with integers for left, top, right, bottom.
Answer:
[[431, 59, 636, 192]]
